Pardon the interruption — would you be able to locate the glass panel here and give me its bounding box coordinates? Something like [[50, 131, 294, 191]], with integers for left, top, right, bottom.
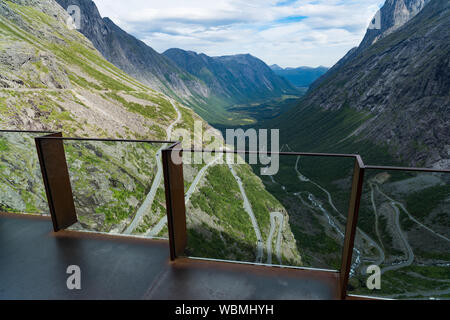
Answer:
[[350, 169, 450, 299], [0, 131, 49, 215], [64, 140, 168, 238], [183, 150, 355, 270], [258, 154, 355, 270]]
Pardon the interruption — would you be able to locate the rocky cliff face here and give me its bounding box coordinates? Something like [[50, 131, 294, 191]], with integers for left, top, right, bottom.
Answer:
[[164, 49, 299, 104], [270, 0, 449, 168], [55, 0, 210, 102], [312, 0, 431, 90], [359, 0, 431, 50]]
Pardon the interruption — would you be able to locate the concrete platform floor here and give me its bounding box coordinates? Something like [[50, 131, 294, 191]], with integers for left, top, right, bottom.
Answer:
[[0, 213, 340, 300]]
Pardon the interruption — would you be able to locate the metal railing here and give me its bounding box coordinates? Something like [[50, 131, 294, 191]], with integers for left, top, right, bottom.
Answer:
[[1, 130, 449, 300], [164, 146, 364, 299]]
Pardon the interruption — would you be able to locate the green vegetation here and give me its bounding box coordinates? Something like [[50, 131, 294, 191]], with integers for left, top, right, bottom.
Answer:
[[404, 265, 450, 280], [0, 137, 9, 152], [134, 186, 167, 235], [406, 184, 450, 222], [0, 132, 48, 215], [105, 92, 158, 119], [128, 92, 174, 114], [50, 43, 134, 91], [105, 91, 177, 129], [292, 227, 341, 269], [224, 95, 303, 127], [188, 164, 257, 260], [235, 164, 275, 235], [64, 141, 159, 231], [350, 267, 449, 298], [187, 226, 256, 262]]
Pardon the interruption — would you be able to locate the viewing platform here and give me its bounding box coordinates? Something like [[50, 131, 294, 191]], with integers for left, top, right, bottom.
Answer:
[[0, 212, 339, 300]]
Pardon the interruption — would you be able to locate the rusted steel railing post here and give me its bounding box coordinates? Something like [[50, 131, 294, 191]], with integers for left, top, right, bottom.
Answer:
[[162, 143, 187, 260], [35, 133, 77, 231], [339, 155, 365, 300]]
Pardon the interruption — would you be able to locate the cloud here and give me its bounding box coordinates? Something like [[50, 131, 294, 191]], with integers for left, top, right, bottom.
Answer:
[[93, 0, 384, 67]]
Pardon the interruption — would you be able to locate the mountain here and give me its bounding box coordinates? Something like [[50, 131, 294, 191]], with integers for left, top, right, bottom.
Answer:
[[268, 0, 449, 169], [312, 0, 431, 91], [0, 0, 210, 230], [270, 65, 329, 88], [54, 0, 210, 104], [0, 0, 301, 265], [55, 0, 300, 125], [359, 0, 431, 51], [270, 64, 283, 71], [163, 49, 300, 105]]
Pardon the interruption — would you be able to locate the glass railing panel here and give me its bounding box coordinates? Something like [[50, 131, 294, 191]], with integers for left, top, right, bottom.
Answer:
[[350, 169, 450, 299], [258, 154, 355, 271], [63, 139, 168, 238], [183, 150, 355, 270], [0, 131, 49, 215]]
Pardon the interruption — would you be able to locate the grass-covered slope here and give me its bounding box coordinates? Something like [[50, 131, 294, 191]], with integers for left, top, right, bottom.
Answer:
[[0, 0, 302, 268], [0, 0, 204, 232], [185, 158, 302, 265]]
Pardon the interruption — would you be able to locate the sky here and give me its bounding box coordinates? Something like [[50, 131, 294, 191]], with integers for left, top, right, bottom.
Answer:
[[92, 0, 385, 68]]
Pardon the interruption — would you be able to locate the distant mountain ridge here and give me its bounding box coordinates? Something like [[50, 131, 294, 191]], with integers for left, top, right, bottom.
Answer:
[[270, 65, 329, 88], [55, 0, 300, 125], [268, 0, 449, 168], [163, 49, 299, 105], [55, 0, 210, 103]]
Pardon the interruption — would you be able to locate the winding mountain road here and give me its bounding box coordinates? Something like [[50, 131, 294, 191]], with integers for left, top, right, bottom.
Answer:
[[185, 155, 223, 203], [380, 202, 415, 274], [145, 153, 223, 237], [228, 164, 264, 263], [369, 182, 385, 253], [124, 99, 181, 235], [374, 184, 450, 243], [266, 212, 284, 265], [294, 155, 384, 269]]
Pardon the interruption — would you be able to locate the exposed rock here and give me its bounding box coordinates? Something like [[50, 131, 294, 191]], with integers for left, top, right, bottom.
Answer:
[[271, 0, 449, 168]]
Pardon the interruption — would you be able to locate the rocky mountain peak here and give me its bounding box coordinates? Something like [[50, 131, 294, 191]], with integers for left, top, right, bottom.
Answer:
[[360, 0, 431, 50], [271, 0, 449, 168]]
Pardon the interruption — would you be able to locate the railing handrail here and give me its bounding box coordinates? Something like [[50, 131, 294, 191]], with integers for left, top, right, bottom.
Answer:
[[182, 148, 359, 158], [3, 130, 449, 300], [31, 136, 175, 144], [365, 165, 450, 174], [0, 129, 57, 134], [3, 130, 448, 173]]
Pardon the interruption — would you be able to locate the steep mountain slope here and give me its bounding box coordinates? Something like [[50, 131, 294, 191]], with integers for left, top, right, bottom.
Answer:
[[359, 0, 431, 51], [163, 48, 301, 124], [55, 0, 299, 126], [259, 0, 449, 295], [270, 64, 283, 71], [164, 49, 298, 103], [0, 0, 178, 138], [269, 0, 449, 168], [54, 0, 210, 104], [270, 65, 329, 88], [0, 0, 211, 231], [0, 0, 301, 265], [312, 0, 431, 90]]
